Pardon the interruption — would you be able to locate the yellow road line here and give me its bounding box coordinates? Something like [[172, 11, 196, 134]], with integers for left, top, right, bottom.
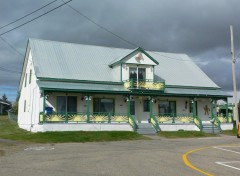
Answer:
[[182, 147, 214, 176], [182, 143, 240, 176]]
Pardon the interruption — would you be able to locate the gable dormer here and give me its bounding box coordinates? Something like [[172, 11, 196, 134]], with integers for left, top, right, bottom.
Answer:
[[109, 47, 164, 91]]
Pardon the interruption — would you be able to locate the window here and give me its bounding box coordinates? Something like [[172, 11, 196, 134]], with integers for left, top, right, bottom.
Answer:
[[143, 100, 150, 112], [57, 96, 77, 113], [138, 68, 146, 80], [24, 73, 27, 87], [29, 70, 32, 84], [129, 67, 137, 79], [93, 98, 114, 114], [130, 101, 135, 115], [24, 100, 26, 112], [159, 101, 176, 115], [129, 67, 146, 80]]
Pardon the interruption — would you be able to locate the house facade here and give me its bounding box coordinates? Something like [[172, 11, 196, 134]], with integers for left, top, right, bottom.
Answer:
[[18, 39, 232, 132]]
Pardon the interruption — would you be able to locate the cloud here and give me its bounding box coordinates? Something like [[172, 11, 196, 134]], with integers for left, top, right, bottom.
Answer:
[[1, 0, 240, 101]]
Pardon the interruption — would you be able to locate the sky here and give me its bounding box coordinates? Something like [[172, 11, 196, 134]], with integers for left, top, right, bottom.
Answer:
[[0, 0, 240, 102]]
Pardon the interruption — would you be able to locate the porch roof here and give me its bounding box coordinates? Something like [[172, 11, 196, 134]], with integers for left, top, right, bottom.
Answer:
[[37, 80, 130, 93], [164, 88, 231, 98], [37, 80, 230, 98]]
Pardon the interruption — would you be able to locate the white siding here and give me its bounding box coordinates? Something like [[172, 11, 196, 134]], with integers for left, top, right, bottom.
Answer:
[[125, 53, 157, 65], [18, 50, 42, 131]]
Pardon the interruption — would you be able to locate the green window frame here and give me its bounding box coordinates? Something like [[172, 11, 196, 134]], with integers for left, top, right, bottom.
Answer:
[[189, 101, 198, 115], [159, 101, 176, 115], [93, 98, 114, 114], [56, 96, 77, 113]]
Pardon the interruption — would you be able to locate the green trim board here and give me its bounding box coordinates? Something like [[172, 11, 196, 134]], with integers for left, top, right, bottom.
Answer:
[[165, 85, 221, 90], [38, 77, 123, 85], [38, 80, 230, 98], [38, 77, 225, 92], [109, 47, 159, 68]]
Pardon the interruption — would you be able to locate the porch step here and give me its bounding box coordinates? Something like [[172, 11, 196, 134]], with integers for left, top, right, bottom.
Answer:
[[202, 123, 220, 134], [136, 123, 156, 135]]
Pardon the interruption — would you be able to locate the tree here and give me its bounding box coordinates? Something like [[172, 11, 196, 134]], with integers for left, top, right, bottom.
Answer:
[[1, 93, 11, 115], [2, 93, 8, 101], [11, 92, 20, 115]]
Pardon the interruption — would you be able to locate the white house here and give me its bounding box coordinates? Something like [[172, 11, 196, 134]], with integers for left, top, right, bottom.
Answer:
[[18, 38, 232, 133]]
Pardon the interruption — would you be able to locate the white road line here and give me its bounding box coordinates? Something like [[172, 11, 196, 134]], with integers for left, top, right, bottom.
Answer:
[[213, 146, 240, 155], [24, 146, 55, 151], [216, 161, 240, 171]]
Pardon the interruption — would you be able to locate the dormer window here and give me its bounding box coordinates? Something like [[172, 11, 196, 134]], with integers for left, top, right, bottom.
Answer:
[[129, 67, 146, 80]]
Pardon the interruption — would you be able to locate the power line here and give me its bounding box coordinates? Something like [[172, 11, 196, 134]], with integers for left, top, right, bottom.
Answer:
[[0, 1, 62, 63], [0, 36, 24, 56], [0, 0, 72, 36], [61, 0, 137, 48], [0, 0, 58, 30], [0, 66, 21, 74], [62, 0, 201, 63]]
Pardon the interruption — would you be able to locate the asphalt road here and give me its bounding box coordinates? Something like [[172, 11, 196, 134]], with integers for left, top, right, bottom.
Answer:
[[0, 135, 239, 176]]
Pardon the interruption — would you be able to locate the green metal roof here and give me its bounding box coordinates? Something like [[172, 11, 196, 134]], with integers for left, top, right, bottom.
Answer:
[[37, 80, 230, 98], [37, 80, 130, 93], [29, 38, 220, 88], [164, 88, 231, 97]]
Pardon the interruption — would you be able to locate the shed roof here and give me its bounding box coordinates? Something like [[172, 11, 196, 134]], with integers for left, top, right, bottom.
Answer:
[[37, 80, 230, 97]]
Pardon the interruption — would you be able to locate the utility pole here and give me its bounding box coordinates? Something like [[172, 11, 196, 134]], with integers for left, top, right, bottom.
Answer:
[[230, 25, 239, 132]]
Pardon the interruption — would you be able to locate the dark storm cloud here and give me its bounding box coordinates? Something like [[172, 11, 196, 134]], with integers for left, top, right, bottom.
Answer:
[[1, 0, 240, 101]]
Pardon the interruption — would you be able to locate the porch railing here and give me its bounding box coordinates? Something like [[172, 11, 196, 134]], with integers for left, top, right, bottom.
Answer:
[[152, 113, 203, 131], [128, 115, 138, 132], [150, 115, 161, 132], [193, 116, 203, 131], [153, 113, 195, 123], [39, 112, 131, 123], [216, 113, 233, 123], [123, 79, 165, 91]]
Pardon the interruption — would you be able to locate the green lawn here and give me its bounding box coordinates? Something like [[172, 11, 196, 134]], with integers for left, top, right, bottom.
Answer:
[[221, 127, 238, 136], [0, 116, 146, 143], [158, 130, 219, 138]]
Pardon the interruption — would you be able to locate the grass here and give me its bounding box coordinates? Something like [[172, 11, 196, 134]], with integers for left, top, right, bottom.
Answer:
[[221, 127, 238, 136], [158, 130, 219, 138], [0, 116, 146, 143]]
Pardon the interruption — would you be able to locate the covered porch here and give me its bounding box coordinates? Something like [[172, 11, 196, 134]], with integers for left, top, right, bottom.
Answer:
[[37, 79, 232, 132], [39, 92, 233, 132]]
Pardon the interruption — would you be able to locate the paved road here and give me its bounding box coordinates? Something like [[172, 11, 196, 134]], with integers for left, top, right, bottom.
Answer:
[[0, 135, 239, 176]]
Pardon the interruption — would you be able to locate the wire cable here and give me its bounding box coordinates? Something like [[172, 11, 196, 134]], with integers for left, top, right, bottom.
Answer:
[[0, 0, 58, 30], [0, 0, 72, 36], [0, 66, 21, 74], [62, 0, 201, 63], [0, 36, 24, 56], [61, 0, 137, 48]]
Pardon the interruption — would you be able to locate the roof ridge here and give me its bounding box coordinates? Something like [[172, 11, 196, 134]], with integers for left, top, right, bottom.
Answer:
[[29, 38, 135, 51]]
